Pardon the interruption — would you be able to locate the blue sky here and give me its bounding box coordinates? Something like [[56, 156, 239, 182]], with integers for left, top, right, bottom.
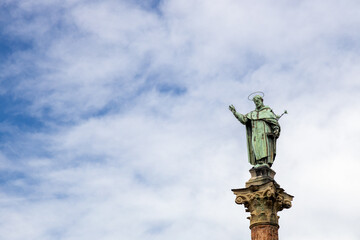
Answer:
[[1, 0, 360, 239]]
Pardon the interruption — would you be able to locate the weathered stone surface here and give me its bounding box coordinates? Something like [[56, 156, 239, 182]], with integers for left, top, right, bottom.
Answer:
[[232, 181, 292, 228], [232, 166, 293, 235], [251, 225, 279, 240]]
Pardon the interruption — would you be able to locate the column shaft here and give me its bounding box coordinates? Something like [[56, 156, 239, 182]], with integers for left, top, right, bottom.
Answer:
[[251, 225, 279, 240]]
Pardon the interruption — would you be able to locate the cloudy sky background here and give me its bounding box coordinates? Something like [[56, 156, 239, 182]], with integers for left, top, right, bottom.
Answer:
[[1, 0, 360, 239]]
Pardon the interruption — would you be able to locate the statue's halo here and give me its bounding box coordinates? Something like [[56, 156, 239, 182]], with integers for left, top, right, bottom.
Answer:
[[247, 91, 265, 101]]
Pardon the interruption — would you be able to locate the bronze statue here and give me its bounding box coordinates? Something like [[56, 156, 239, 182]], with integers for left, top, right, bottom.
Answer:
[[229, 93, 286, 168]]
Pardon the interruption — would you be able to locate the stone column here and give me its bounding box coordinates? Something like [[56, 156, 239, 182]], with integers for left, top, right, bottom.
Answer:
[[232, 166, 293, 240]]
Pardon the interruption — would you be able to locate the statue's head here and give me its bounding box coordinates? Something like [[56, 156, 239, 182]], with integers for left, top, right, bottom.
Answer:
[[252, 95, 264, 109]]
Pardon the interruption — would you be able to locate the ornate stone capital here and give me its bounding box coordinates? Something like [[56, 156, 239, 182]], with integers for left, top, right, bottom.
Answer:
[[232, 179, 293, 228]]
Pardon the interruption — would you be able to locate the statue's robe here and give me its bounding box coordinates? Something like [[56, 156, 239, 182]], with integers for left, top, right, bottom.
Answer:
[[235, 106, 280, 165]]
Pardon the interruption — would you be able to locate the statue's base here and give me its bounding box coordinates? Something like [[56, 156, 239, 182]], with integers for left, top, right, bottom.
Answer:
[[246, 165, 277, 188]]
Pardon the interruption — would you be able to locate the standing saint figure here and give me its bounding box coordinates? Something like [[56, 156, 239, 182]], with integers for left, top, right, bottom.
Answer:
[[229, 95, 281, 167]]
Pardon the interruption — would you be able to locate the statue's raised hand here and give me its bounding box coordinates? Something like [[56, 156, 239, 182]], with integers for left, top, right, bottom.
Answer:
[[229, 104, 236, 114]]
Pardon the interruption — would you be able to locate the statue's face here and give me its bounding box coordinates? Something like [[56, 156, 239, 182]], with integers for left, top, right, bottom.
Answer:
[[253, 97, 263, 109]]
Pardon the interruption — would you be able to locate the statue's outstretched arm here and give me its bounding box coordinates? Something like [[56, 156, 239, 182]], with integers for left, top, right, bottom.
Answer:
[[229, 104, 247, 124]]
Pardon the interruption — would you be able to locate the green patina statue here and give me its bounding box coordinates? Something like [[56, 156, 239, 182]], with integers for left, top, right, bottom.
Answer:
[[229, 94, 286, 168]]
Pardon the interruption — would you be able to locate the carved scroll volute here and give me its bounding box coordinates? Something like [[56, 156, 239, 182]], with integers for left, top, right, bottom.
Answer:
[[235, 195, 245, 204]]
